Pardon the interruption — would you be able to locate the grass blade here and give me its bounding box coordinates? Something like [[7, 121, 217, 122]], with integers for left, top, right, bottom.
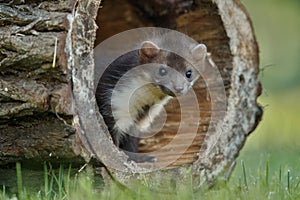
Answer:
[[16, 162, 23, 199], [2, 185, 5, 197], [265, 160, 269, 187], [44, 162, 49, 197], [241, 160, 248, 190], [279, 166, 282, 185], [287, 170, 291, 194], [65, 164, 72, 196]]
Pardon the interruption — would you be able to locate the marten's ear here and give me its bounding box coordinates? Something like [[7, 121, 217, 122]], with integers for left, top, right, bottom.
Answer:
[[139, 41, 160, 60], [192, 44, 207, 62]]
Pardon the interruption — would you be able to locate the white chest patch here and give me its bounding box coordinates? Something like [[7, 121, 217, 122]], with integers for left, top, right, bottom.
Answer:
[[110, 77, 172, 135], [136, 96, 172, 132]]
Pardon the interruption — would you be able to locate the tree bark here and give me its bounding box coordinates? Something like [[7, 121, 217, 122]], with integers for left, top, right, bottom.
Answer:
[[0, 0, 262, 188], [0, 0, 97, 165]]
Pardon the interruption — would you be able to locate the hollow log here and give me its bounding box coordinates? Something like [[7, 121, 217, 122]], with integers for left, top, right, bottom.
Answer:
[[0, 0, 262, 188]]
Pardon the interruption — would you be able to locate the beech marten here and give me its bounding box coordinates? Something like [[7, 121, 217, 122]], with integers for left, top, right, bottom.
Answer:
[[96, 38, 207, 162]]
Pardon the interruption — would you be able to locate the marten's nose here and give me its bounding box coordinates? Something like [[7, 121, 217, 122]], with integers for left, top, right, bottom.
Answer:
[[174, 85, 184, 93]]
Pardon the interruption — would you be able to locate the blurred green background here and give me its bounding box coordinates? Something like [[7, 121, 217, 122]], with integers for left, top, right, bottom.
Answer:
[[235, 0, 300, 176]]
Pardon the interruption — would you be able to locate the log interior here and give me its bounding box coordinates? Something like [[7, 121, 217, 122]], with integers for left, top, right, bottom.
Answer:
[[95, 0, 232, 169]]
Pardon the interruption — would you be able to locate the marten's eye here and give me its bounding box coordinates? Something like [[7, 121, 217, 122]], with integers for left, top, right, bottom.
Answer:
[[185, 70, 192, 78], [159, 67, 167, 76]]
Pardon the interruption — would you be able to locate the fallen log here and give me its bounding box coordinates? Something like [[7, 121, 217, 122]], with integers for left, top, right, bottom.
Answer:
[[0, 0, 262, 188]]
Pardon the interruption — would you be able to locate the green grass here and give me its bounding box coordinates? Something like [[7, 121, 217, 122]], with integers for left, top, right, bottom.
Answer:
[[0, 156, 299, 200]]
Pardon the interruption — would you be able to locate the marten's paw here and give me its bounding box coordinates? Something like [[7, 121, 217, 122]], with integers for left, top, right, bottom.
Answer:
[[125, 152, 157, 163]]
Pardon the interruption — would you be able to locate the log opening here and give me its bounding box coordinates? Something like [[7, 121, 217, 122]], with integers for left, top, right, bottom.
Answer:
[[94, 0, 232, 169]]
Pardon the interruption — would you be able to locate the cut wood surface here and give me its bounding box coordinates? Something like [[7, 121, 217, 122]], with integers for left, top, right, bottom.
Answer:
[[0, 0, 262, 188]]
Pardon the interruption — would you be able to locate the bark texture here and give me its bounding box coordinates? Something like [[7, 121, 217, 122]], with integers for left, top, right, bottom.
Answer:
[[0, 0, 262, 188], [0, 0, 97, 165]]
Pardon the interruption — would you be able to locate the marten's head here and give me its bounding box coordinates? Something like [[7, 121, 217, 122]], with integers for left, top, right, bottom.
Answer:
[[138, 41, 207, 97]]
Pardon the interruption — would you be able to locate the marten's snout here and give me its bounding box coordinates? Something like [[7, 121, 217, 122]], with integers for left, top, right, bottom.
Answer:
[[169, 71, 186, 96], [174, 85, 184, 93]]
